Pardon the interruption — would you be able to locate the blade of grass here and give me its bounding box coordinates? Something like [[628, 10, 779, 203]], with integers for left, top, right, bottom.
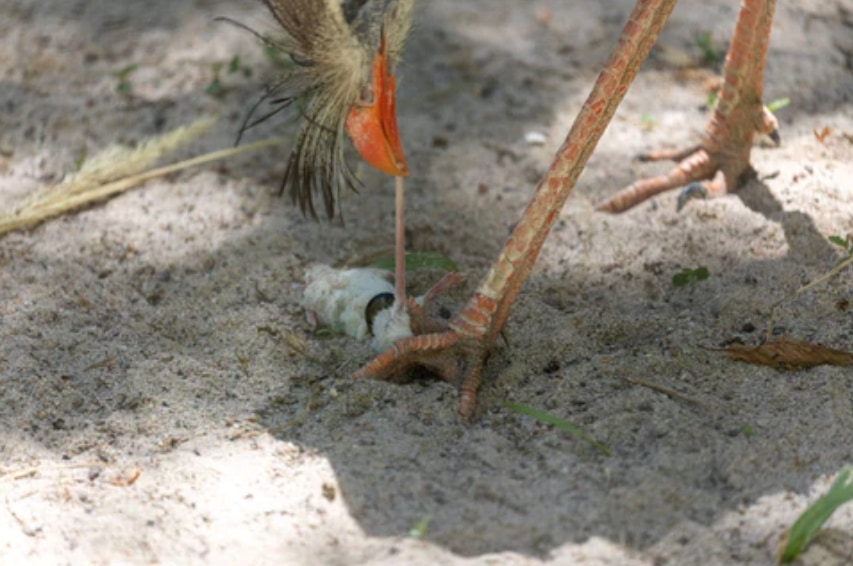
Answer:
[[409, 514, 432, 539], [765, 252, 853, 340], [503, 402, 611, 456], [766, 97, 790, 113], [778, 467, 853, 563]]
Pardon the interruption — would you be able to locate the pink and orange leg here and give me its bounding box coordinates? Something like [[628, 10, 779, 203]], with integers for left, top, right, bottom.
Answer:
[[597, 0, 778, 213]]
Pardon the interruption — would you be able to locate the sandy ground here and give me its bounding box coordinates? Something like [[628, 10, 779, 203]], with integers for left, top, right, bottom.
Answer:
[[1, 0, 852, 564]]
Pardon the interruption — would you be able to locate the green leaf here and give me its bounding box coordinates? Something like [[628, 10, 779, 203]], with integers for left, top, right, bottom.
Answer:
[[767, 97, 790, 113], [205, 78, 224, 97], [696, 31, 723, 65], [370, 251, 458, 273], [672, 266, 709, 287], [263, 42, 293, 69], [706, 90, 719, 110], [779, 467, 853, 563], [227, 55, 241, 74], [640, 113, 657, 129], [115, 80, 133, 95], [409, 515, 431, 539], [112, 64, 139, 95], [74, 151, 88, 172], [740, 424, 756, 438], [503, 402, 611, 456], [828, 235, 851, 251], [113, 64, 139, 80]]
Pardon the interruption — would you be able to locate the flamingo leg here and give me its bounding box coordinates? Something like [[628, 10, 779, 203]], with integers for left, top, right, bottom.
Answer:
[[597, 0, 778, 213], [355, 0, 777, 420]]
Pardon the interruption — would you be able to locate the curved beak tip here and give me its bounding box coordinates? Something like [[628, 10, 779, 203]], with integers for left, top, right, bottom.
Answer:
[[345, 100, 408, 177], [344, 49, 408, 177]]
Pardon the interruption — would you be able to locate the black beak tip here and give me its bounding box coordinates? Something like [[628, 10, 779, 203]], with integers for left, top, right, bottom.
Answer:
[[768, 129, 781, 146]]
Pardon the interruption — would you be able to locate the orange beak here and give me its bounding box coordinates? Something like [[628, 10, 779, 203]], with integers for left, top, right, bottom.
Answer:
[[344, 38, 408, 177]]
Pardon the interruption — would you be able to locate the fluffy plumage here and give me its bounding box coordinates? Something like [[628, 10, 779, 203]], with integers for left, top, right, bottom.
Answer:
[[255, 0, 413, 219]]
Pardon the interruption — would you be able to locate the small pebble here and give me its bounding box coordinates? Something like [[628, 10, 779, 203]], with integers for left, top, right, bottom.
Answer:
[[524, 131, 547, 146]]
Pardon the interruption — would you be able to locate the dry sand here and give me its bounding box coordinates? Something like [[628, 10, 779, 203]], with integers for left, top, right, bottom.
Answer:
[[1, 0, 852, 564]]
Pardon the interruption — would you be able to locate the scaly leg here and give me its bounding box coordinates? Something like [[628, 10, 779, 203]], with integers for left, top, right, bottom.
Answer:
[[353, 0, 679, 420], [394, 176, 407, 305], [597, 0, 778, 213]]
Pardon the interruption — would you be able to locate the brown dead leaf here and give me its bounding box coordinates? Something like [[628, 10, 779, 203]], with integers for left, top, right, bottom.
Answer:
[[673, 68, 719, 86], [284, 331, 309, 357], [710, 338, 853, 370], [702, 75, 723, 93], [534, 7, 553, 26], [814, 126, 833, 144], [655, 41, 697, 69], [109, 468, 141, 487]]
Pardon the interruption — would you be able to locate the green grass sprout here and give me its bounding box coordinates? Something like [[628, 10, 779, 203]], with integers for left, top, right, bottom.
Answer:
[[778, 467, 853, 563], [206, 62, 225, 96], [672, 266, 709, 287], [503, 402, 611, 456], [263, 41, 294, 69], [767, 97, 790, 113], [706, 90, 719, 110], [409, 515, 432, 539], [227, 55, 251, 77], [764, 234, 853, 339], [696, 31, 723, 66], [828, 234, 852, 255], [113, 64, 139, 95], [73, 151, 88, 172], [640, 113, 658, 130], [206, 56, 252, 97]]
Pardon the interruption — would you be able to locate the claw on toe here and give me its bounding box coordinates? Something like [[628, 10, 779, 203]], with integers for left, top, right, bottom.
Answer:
[[676, 182, 708, 211], [767, 128, 781, 146], [598, 96, 782, 214], [595, 146, 716, 214], [760, 105, 781, 146]]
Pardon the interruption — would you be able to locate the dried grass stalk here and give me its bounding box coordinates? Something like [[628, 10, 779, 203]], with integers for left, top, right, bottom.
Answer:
[[0, 116, 286, 237]]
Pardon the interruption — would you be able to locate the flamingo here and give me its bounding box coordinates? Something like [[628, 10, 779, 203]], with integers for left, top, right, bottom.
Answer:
[[259, 0, 779, 420]]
